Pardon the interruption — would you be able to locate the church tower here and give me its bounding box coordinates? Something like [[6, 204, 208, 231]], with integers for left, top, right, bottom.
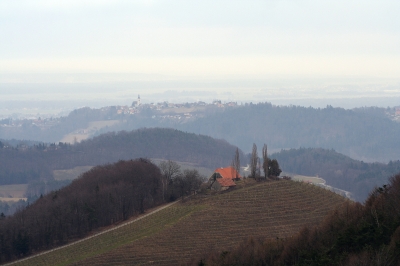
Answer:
[[138, 95, 141, 106]]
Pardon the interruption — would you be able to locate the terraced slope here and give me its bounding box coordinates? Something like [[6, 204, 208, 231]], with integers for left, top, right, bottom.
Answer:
[[11, 181, 348, 266]]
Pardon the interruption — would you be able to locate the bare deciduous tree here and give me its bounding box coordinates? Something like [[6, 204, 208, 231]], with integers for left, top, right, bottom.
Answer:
[[262, 144, 268, 179], [231, 147, 241, 179], [159, 160, 181, 182], [250, 143, 258, 178], [175, 169, 205, 200], [159, 160, 181, 201], [231, 158, 236, 179], [234, 147, 240, 179]]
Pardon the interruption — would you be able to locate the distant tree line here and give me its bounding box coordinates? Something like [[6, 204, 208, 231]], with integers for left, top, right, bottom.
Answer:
[[159, 160, 205, 201]]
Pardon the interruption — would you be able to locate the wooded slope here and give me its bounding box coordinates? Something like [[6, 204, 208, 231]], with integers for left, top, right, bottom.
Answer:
[[0, 159, 164, 263], [89, 104, 400, 163], [178, 104, 400, 162], [0, 128, 243, 186]]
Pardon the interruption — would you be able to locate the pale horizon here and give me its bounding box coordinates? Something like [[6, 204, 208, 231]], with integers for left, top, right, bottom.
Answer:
[[1, 0, 400, 112]]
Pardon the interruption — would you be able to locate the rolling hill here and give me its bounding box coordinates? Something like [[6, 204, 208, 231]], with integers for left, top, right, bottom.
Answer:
[[0, 128, 244, 186], [9, 180, 348, 266], [177, 104, 400, 162], [89, 104, 400, 163], [0, 128, 244, 216], [2, 103, 400, 163], [196, 173, 400, 266], [271, 148, 400, 202]]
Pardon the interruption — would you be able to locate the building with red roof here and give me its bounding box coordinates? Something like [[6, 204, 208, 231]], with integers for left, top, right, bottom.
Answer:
[[396, 107, 400, 116], [208, 166, 241, 191], [214, 166, 242, 180]]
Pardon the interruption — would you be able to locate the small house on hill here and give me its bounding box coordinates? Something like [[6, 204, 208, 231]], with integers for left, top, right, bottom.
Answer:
[[208, 166, 241, 191], [211, 177, 236, 191], [212, 166, 242, 180]]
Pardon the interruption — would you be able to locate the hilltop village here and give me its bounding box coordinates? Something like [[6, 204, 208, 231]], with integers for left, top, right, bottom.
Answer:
[[1, 95, 400, 133], [116, 95, 239, 120], [0, 96, 239, 131]]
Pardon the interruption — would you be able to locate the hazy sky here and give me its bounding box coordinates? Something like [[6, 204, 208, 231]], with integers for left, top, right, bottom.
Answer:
[[1, 0, 400, 107], [1, 0, 399, 79]]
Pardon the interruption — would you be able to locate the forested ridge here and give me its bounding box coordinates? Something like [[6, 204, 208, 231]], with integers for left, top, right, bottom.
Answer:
[[271, 148, 400, 201], [0, 128, 243, 186], [1, 128, 398, 203], [178, 104, 400, 162], [2, 103, 400, 163], [90, 104, 400, 163]]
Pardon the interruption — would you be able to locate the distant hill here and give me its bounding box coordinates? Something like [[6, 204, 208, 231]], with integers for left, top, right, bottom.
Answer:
[[0, 128, 244, 193], [177, 103, 400, 162], [86, 104, 400, 163], [2, 103, 400, 163], [0, 107, 118, 142], [8, 180, 348, 265], [2, 127, 398, 204], [271, 148, 400, 202]]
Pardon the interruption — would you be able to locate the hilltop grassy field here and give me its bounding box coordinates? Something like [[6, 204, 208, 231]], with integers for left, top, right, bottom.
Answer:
[[0, 184, 28, 202], [53, 166, 94, 181], [59, 120, 120, 143], [10, 180, 348, 266]]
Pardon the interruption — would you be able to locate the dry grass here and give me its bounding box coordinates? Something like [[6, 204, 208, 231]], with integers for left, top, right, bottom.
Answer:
[[0, 197, 27, 202], [281, 171, 325, 184], [53, 166, 94, 181], [291, 175, 325, 184], [0, 184, 28, 199], [59, 120, 119, 143], [10, 180, 348, 266], [10, 204, 202, 266], [86, 120, 120, 130], [151, 159, 213, 178], [59, 134, 88, 144]]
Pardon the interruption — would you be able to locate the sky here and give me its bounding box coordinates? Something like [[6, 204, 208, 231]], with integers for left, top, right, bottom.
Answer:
[[1, 0, 400, 111]]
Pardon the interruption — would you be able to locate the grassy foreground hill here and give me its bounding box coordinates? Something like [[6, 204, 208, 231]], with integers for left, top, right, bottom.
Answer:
[[196, 173, 400, 265], [10, 180, 348, 266]]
